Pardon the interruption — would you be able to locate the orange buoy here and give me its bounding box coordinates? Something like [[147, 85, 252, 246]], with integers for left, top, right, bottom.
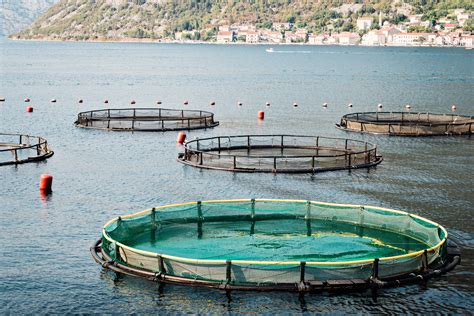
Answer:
[[348, 103, 353, 108], [176, 132, 186, 144], [451, 104, 457, 112], [78, 99, 83, 104], [104, 100, 109, 104], [266, 102, 270, 107], [157, 101, 162, 105], [26, 106, 33, 113], [50, 98, 57, 103], [258, 111, 265, 120], [210, 101, 215, 106], [39, 174, 53, 193], [183, 100, 189, 105], [131, 100, 136, 105], [293, 102, 298, 107], [24, 97, 30, 103]]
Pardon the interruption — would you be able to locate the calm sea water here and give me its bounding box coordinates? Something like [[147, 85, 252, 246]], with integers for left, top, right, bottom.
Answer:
[[0, 39, 473, 314]]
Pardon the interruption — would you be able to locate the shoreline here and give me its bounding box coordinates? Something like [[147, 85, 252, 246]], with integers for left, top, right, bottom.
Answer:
[[7, 36, 473, 49]]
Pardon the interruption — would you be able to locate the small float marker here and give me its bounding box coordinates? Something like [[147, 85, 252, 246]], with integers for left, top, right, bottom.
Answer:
[[104, 100, 109, 104], [266, 102, 271, 107], [0, 97, 5, 102], [78, 99, 83, 104], [405, 104, 411, 110], [50, 98, 57, 103], [258, 111, 265, 120], [183, 100, 189, 105], [131, 100, 136, 105], [323, 102, 328, 108], [26, 106, 33, 113], [293, 102, 298, 107], [24, 97, 31, 103], [176, 132, 186, 144], [157, 101, 162, 105], [451, 104, 457, 112], [237, 101, 242, 106], [39, 174, 53, 193], [210, 101, 215, 106], [348, 103, 353, 108], [377, 103, 383, 109]]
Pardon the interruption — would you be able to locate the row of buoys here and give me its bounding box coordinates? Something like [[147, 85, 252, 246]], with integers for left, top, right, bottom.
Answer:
[[9, 97, 460, 112]]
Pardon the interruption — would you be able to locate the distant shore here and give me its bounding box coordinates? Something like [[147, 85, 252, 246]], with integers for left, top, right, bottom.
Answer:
[[8, 36, 473, 49]]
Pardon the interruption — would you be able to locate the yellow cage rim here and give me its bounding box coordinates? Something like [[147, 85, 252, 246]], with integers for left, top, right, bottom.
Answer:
[[102, 199, 448, 266]]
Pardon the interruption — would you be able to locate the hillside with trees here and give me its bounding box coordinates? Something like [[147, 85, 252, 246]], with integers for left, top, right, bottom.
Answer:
[[12, 0, 474, 41]]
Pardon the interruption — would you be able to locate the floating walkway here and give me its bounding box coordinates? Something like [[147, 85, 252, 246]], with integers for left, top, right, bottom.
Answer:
[[337, 112, 473, 136], [177, 135, 382, 173], [0, 133, 54, 166], [75, 108, 219, 131]]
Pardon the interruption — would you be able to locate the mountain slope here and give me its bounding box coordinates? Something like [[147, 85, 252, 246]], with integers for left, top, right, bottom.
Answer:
[[12, 0, 474, 40], [1, 0, 59, 36]]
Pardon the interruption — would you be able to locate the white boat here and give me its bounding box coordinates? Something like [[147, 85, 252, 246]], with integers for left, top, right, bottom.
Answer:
[[265, 48, 274, 53]]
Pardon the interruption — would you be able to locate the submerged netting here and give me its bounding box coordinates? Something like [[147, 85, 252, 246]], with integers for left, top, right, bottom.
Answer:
[[100, 200, 448, 287], [0, 133, 53, 166], [75, 108, 219, 131], [178, 135, 382, 173], [338, 112, 474, 136]]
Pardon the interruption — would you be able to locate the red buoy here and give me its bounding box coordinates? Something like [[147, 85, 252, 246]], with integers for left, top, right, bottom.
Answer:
[[26, 106, 33, 112], [40, 174, 53, 193], [176, 132, 186, 144], [258, 111, 265, 120]]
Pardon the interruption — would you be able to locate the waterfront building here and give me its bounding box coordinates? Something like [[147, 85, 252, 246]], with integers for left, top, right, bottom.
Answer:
[[245, 31, 259, 43], [335, 32, 360, 45], [391, 32, 437, 46], [308, 33, 328, 45], [361, 30, 386, 46], [461, 35, 474, 47], [217, 31, 234, 43]]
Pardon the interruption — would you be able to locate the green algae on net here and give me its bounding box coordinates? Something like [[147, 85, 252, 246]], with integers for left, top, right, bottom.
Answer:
[[91, 199, 460, 294]]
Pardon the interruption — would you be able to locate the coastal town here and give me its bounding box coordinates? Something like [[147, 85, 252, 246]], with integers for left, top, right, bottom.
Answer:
[[174, 9, 474, 48]]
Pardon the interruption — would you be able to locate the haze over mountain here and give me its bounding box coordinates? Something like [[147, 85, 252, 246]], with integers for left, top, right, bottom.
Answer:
[[11, 0, 473, 40], [1, 0, 59, 36]]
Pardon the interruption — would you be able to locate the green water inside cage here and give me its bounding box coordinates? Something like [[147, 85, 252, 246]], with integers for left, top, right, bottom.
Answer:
[[126, 219, 428, 262]]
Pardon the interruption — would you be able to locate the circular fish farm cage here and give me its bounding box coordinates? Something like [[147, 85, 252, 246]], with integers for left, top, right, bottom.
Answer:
[[177, 135, 382, 173], [0, 133, 54, 166], [337, 112, 474, 136], [91, 199, 460, 294], [75, 108, 219, 131]]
